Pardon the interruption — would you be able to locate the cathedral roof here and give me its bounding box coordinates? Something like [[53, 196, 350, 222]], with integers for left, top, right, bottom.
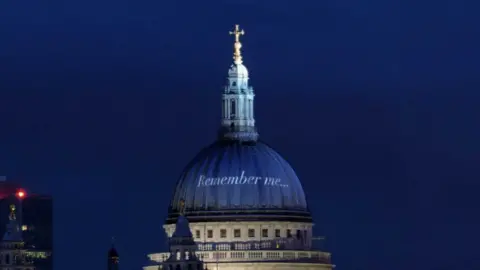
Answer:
[[172, 215, 193, 238], [166, 25, 310, 225], [167, 140, 311, 224]]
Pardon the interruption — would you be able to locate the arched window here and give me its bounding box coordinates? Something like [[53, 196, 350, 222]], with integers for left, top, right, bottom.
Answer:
[[232, 81, 237, 87]]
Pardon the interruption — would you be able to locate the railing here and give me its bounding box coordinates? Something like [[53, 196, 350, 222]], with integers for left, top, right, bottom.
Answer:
[[195, 237, 314, 252], [149, 250, 331, 264]]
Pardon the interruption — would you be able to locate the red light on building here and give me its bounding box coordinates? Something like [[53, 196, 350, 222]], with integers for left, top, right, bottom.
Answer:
[[16, 190, 26, 198]]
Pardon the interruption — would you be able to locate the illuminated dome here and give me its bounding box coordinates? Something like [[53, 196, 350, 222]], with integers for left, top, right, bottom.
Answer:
[[166, 140, 311, 224], [146, 25, 335, 270], [166, 24, 311, 225]]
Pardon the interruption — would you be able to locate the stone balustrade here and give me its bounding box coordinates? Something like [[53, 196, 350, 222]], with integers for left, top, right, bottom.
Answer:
[[149, 250, 331, 264]]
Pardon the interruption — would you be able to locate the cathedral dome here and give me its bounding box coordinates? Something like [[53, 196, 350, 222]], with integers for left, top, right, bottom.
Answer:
[[166, 140, 311, 224], [165, 25, 311, 225]]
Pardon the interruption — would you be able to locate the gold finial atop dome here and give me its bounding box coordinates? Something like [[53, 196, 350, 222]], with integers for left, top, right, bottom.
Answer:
[[229, 24, 245, 64], [179, 199, 185, 215]]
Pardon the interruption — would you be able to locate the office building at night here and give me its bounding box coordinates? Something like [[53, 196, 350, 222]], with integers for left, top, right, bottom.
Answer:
[[143, 25, 334, 270], [0, 180, 52, 270]]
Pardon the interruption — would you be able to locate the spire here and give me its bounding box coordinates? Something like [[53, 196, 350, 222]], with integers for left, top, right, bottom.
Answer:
[[2, 204, 22, 242], [172, 199, 192, 238], [219, 24, 259, 142], [163, 209, 204, 270], [109, 237, 119, 258], [108, 238, 119, 270]]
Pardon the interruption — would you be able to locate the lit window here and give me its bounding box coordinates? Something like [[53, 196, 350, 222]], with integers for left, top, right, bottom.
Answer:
[[234, 229, 241, 238], [21, 225, 28, 231], [248, 229, 255, 238], [220, 229, 227, 238]]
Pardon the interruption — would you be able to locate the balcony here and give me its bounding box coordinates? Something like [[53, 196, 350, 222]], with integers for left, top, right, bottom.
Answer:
[[149, 249, 332, 265]]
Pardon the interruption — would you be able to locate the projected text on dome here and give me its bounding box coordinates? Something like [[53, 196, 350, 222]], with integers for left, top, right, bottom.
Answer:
[[197, 170, 289, 188]]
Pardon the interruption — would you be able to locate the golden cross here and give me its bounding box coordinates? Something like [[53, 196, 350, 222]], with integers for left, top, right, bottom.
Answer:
[[179, 199, 185, 215], [229, 24, 245, 43]]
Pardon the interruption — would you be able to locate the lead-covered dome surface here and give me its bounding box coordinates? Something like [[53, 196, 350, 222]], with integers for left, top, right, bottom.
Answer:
[[167, 140, 311, 224]]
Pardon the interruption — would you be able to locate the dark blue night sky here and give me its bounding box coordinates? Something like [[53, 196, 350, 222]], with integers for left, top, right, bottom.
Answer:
[[0, 0, 479, 270]]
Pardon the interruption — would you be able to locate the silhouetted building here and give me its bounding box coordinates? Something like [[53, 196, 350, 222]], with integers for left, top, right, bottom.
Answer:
[[0, 180, 52, 270], [0, 204, 35, 270]]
